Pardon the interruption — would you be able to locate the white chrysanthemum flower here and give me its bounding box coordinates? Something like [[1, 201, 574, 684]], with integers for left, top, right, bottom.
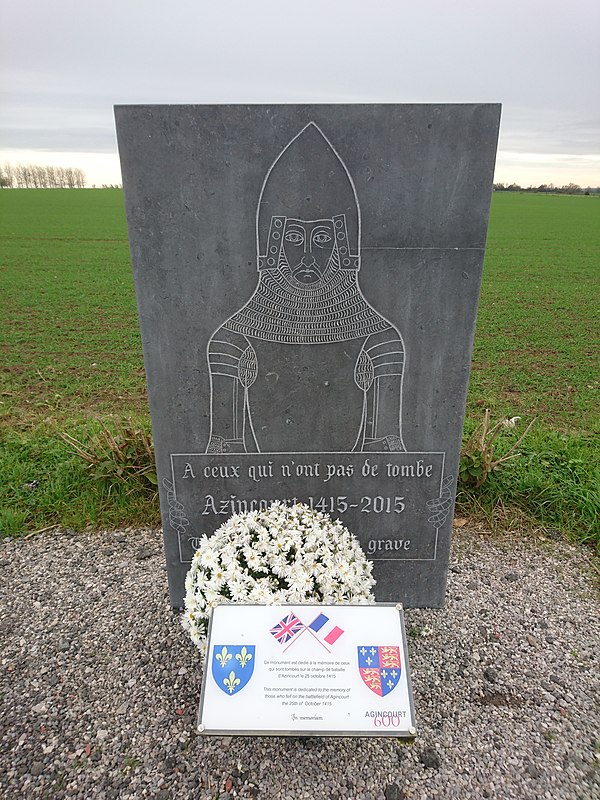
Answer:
[[210, 566, 227, 589], [182, 501, 375, 655], [199, 547, 218, 569], [203, 585, 221, 605], [242, 546, 260, 567], [248, 583, 273, 604], [219, 543, 238, 565], [228, 580, 248, 602], [291, 573, 314, 594]]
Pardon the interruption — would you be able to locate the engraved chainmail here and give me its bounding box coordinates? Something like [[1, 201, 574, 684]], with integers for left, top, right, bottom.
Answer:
[[222, 252, 391, 344]]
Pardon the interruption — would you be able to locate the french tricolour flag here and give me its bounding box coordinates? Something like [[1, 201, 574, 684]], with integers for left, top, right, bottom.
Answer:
[[308, 613, 344, 646]]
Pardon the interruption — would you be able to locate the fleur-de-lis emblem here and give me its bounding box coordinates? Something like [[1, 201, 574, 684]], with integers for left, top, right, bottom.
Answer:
[[223, 670, 241, 694], [235, 646, 253, 668], [215, 646, 232, 668], [212, 645, 255, 696]]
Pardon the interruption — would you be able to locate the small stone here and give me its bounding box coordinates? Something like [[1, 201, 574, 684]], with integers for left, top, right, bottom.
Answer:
[[32, 703, 47, 714], [97, 729, 109, 741], [484, 667, 498, 682], [384, 784, 406, 800], [550, 673, 566, 688], [58, 639, 70, 652], [30, 761, 44, 776], [525, 763, 541, 778], [526, 634, 538, 647], [502, 572, 519, 582], [135, 547, 153, 561], [155, 792, 170, 800], [419, 747, 441, 769]]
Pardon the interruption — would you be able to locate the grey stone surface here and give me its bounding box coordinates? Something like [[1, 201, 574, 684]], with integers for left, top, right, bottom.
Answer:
[[115, 104, 500, 608]]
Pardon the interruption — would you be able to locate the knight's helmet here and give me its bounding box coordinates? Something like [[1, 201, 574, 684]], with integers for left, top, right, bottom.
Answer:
[[256, 122, 361, 272]]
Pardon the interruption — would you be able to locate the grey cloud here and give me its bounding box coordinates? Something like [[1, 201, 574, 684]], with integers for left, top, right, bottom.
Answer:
[[0, 0, 598, 174]]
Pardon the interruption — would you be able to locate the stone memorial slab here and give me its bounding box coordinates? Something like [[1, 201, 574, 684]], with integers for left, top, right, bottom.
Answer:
[[198, 604, 415, 737], [115, 104, 500, 608]]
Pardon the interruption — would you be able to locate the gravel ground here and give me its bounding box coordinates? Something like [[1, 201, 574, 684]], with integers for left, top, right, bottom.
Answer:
[[1, 526, 598, 800]]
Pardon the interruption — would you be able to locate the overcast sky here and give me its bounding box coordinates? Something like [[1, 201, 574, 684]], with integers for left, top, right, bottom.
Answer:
[[1, 0, 598, 187]]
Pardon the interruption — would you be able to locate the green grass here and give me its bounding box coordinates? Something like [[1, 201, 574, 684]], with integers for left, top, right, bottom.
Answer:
[[456, 420, 598, 545], [1, 189, 598, 547], [0, 189, 146, 427], [470, 192, 599, 435], [0, 423, 159, 535]]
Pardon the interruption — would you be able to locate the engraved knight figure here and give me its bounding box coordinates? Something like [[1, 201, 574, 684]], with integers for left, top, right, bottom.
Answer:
[[206, 122, 407, 455]]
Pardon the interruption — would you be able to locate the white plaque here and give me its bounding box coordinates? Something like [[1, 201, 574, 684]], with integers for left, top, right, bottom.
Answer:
[[197, 604, 416, 737]]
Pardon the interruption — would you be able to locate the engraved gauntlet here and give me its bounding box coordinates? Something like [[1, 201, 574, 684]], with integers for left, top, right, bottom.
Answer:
[[363, 435, 406, 453], [206, 435, 246, 454]]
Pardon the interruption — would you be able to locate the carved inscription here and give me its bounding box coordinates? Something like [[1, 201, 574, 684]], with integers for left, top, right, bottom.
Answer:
[[170, 452, 447, 564]]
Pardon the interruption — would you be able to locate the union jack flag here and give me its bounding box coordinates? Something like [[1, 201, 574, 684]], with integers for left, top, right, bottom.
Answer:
[[270, 612, 305, 644]]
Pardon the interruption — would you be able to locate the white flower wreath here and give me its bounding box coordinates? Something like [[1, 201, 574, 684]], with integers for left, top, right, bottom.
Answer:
[[182, 501, 376, 656]]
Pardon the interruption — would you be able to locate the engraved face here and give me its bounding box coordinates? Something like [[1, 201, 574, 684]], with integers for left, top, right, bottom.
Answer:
[[281, 218, 335, 284]]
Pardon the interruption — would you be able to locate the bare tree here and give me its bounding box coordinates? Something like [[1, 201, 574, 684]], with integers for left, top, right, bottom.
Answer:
[[14, 164, 30, 188], [65, 167, 76, 189], [74, 167, 86, 188]]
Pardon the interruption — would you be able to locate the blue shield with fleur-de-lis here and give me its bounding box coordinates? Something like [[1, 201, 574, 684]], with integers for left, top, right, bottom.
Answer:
[[211, 645, 256, 696]]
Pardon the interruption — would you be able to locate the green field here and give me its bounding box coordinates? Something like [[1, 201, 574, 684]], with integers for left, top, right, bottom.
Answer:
[[1, 189, 598, 544], [471, 193, 598, 434]]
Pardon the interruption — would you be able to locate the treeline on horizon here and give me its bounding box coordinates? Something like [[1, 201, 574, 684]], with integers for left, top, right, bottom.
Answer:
[[0, 163, 86, 189], [1, 161, 596, 194], [493, 181, 599, 195]]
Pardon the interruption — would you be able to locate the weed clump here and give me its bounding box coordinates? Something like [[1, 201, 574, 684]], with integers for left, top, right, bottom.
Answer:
[[61, 420, 157, 496], [459, 409, 535, 489]]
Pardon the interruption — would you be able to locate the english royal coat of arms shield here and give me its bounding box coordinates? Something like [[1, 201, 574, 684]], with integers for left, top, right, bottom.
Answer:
[[211, 645, 255, 696], [358, 646, 402, 697]]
